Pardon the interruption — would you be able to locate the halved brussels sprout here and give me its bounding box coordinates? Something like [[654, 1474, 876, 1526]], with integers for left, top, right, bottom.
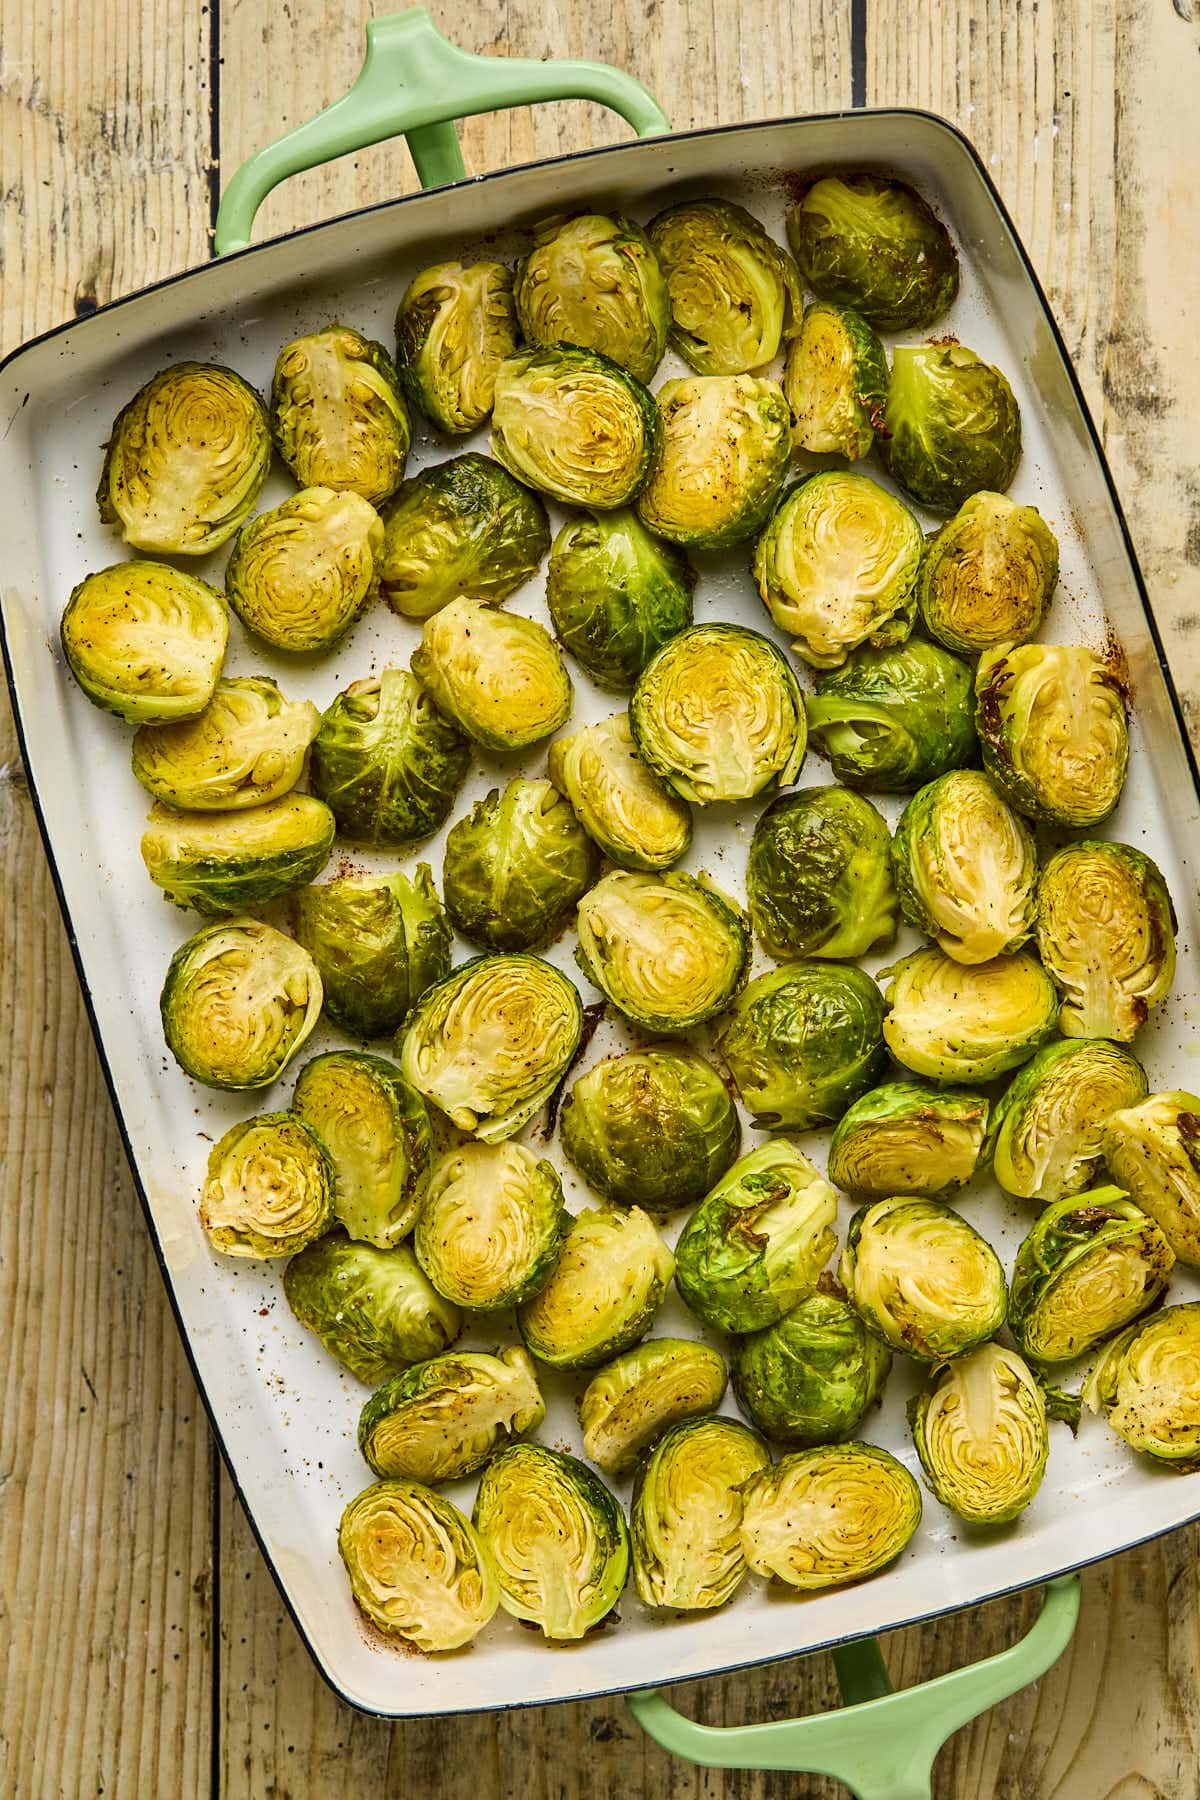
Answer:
[[805, 639, 977, 793], [378, 454, 549, 620], [1009, 1190, 1174, 1364], [892, 770, 1037, 965], [412, 598, 573, 753], [881, 344, 1021, 514], [309, 667, 470, 846], [473, 1444, 628, 1640], [740, 1443, 922, 1590], [990, 1039, 1148, 1203], [140, 795, 334, 916], [1036, 841, 1176, 1041], [881, 947, 1057, 1083], [747, 786, 898, 962], [98, 363, 271, 553], [674, 1142, 838, 1334], [783, 301, 890, 459], [399, 953, 583, 1142], [975, 643, 1129, 827], [635, 375, 791, 549], [514, 213, 669, 383], [131, 677, 319, 810], [575, 869, 749, 1033], [224, 488, 382, 654], [339, 1480, 498, 1651], [1103, 1093, 1200, 1267], [548, 713, 693, 872], [632, 1416, 770, 1611], [754, 474, 923, 670], [358, 1347, 545, 1482], [647, 198, 801, 375], [910, 1342, 1048, 1525], [786, 174, 959, 330], [442, 778, 598, 951], [918, 493, 1059, 656], [546, 510, 694, 691], [731, 1292, 891, 1447], [284, 1234, 461, 1384], [199, 1111, 333, 1258], [394, 261, 518, 435], [293, 866, 450, 1040], [828, 1081, 990, 1200], [414, 1142, 566, 1311], [61, 561, 228, 724], [517, 1206, 674, 1369], [292, 1052, 433, 1249], [160, 918, 322, 1090], [491, 345, 659, 508], [630, 623, 806, 804], [559, 1045, 740, 1212], [580, 1338, 728, 1475], [840, 1196, 1007, 1362], [271, 323, 409, 505], [1083, 1303, 1200, 1466], [714, 962, 886, 1130]]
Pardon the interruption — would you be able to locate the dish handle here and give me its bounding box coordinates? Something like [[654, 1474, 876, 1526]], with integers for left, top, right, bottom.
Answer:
[[213, 7, 671, 254], [626, 1573, 1080, 1800]]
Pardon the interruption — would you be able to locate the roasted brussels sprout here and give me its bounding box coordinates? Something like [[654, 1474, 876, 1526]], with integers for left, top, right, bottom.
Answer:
[[292, 1052, 433, 1248], [910, 1343, 1048, 1525], [442, 778, 597, 951], [140, 795, 334, 916], [271, 324, 409, 505], [394, 261, 518, 434], [630, 623, 806, 804], [840, 1196, 1007, 1362], [731, 1292, 891, 1447], [131, 677, 319, 811], [548, 713, 693, 872], [284, 1234, 461, 1384], [378, 454, 549, 620], [339, 1480, 498, 1651], [517, 1206, 673, 1369], [224, 487, 382, 654], [714, 961, 886, 1130], [828, 1081, 990, 1201], [199, 1111, 333, 1258], [632, 1416, 769, 1611], [1103, 1093, 1200, 1266], [293, 866, 450, 1040], [559, 1045, 740, 1212], [514, 213, 669, 383], [1083, 1303, 1200, 1466], [647, 198, 801, 375], [414, 1142, 566, 1311], [61, 561, 228, 724], [575, 869, 749, 1033], [881, 947, 1057, 1083], [98, 363, 271, 553], [753, 473, 923, 670], [975, 642, 1129, 827], [805, 639, 977, 793], [399, 953, 583, 1142], [635, 375, 791, 548], [892, 770, 1037, 965], [1008, 1190, 1174, 1364], [1036, 842, 1176, 1041], [160, 918, 322, 1090], [580, 1338, 728, 1476], [674, 1142, 838, 1334], [358, 1347, 544, 1482], [411, 599, 573, 753], [308, 667, 470, 846], [783, 301, 890, 459], [918, 492, 1059, 656], [473, 1444, 629, 1640], [747, 786, 898, 962], [881, 344, 1021, 513], [491, 345, 659, 508], [546, 509, 694, 690], [740, 1443, 922, 1590], [990, 1039, 1148, 1203], [786, 174, 959, 330]]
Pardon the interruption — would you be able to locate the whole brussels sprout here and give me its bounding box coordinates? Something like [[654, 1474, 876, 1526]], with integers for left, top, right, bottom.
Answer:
[[338, 1480, 498, 1651], [910, 1342, 1049, 1526], [199, 1111, 333, 1258], [548, 713, 693, 872], [892, 770, 1037, 964], [747, 786, 898, 962], [61, 561, 228, 724], [284, 1233, 461, 1384], [630, 623, 806, 804], [378, 454, 549, 620], [414, 1142, 566, 1310], [442, 778, 598, 951], [828, 1081, 990, 1201], [786, 174, 959, 330], [975, 642, 1129, 827], [394, 261, 518, 434], [674, 1142, 838, 1334], [308, 667, 470, 846], [783, 301, 890, 459], [271, 323, 409, 505], [753, 473, 923, 670], [517, 1205, 673, 1369], [1083, 1303, 1200, 1466], [990, 1039, 1148, 1203], [546, 509, 694, 690], [731, 1292, 891, 1447], [579, 1338, 728, 1475], [1036, 841, 1176, 1041], [881, 947, 1057, 1083], [740, 1443, 922, 1589], [918, 492, 1059, 656], [632, 1416, 769, 1611], [805, 639, 977, 793], [131, 677, 319, 810], [881, 343, 1021, 513], [714, 961, 886, 1130], [647, 198, 801, 375], [160, 918, 322, 1090], [224, 488, 382, 654], [1104, 1092, 1200, 1267], [140, 795, 334, 916], [491, 345, 659, 508], [98, 362, 271, 553], [514, 213, 669, 383], [575, 869, 749, 1033], [1008, 1189, 1174, 1364], [399, 953, 583, 1142], [559, 1045, 740, 1211], [635, 375, 791, 548], [840, 1196, 1007, 1362], [293, 866, 450, 1040], [292, 1052, 433, 1249], [412, 598, 573, 752], [358, 1346, 544, 1482]]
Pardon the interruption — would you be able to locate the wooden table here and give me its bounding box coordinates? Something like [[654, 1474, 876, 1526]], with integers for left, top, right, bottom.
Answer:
[[3, 1, 1200, 1793]]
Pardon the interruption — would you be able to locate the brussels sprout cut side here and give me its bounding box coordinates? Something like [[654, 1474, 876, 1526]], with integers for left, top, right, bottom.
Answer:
[[225, 487, 383, 654], [635, 375, 791, 549], [1009, 1190, 1174, 1365], [632, 1417, 770, 1611], [740, 1443, 922, 1590], [731, 1293, 891, 1447], [975, 642, 1129, 827], [990, 1039, 1148, 1203], [892, 770, 1038, 965], [514, 213, 669, 383], [580, 1338, 728, 1475], [840, 1197, 1007, 1362], [62, 562, 229, 725], [1084, 1304, 1200, 1467], [783, 301, 889, 460], [271, 324, 410, 506], [491, 345, 659, 509], [549, 713, 693, 872], [747, 786, 898, 962], [309, 668, 470, 847], [786, 173, 959, 330], [918, 493, 1059, 656], [828, 1082, 990, 1201], [292, 1052, 433, 1249], [412, 599, 573, 753], [161, 918, 322, 1090], [546, 510, 694, 691], [806, 640, 977, 793], [131, 677, 319, 811], [378, 454, 549, 621], [293, 866, 451, 1040], [648, 198, 801, 375], [414, 1142, 566, 1311], [358, 1347, 545, 1483], [714, 961, 886, 1131], [284, 1235, 461, 1385], [339, 1480, 498, 1652], [881, 947, 1058, 1084], [882, 344, 1021, 514], [141, 795, 334, 916], [576, 869, 749, 1034], [199, 1112, 333, 1258], [911, 1343, 1049, 1526], [1037, 841, 1176, 1041], [517, 1206, 673, 1369], [394, 261, 518, 435], [1104, 1093, 1200, 1266], [442, 778, 597, 951]]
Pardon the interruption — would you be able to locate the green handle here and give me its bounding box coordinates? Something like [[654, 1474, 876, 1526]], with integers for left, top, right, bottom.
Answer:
[[627, 1575, 1080, 1800], [214, 8, 671, 254]]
